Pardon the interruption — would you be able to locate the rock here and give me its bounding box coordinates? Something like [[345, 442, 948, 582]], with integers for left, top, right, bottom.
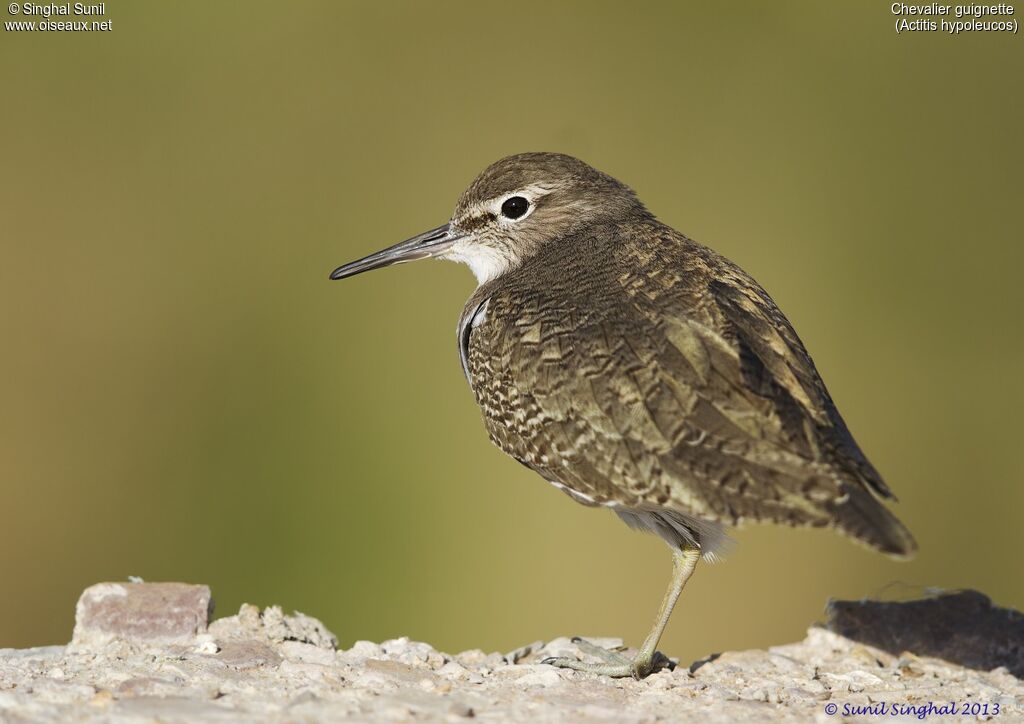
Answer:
[[0, 584, 1019, 722], [208, 603, 338, 650], [825, 588, 1024, 678], [71, 583, 213, 648]]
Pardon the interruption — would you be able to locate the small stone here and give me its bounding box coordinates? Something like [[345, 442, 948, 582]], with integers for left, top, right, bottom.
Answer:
[[803, 679, 829, 697], [381, 638, 445, 668], [288, 690, 319, 708], [347, 640, 382, 657], [34, 680, 97, 703], [646, 672, 674, 691], [195, 634, 219, 655], [88, 690, 114, 707], [437, 660, 484, 684], [215, 639, 283, 668], [116, 677, 183, 698], [412, 675, 452, 694], [71, 583, 213, 648], [282, 641, 336, 666], [996, 695, 1017, 712], [448, 701, 475, 717], [515, 667, 563, 688], [841, 692, 871, 706], [454, 648, 488, 665], [237, 603, 261, 627], [260, 606, 338, 649], [381, 637, 413, 655], [782, 686, 819, 704], [739, 686, 768, 702]]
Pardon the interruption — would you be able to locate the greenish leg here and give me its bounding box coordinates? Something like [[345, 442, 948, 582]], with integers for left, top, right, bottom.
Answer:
[[542, 546, 700, 679]]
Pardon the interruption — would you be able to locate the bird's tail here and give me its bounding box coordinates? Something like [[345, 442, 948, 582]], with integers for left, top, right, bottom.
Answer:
[[828, 482, 917, 559]]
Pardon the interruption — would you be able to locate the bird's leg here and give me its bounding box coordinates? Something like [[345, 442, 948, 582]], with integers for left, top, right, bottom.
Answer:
[[542, 546, 700, 679]]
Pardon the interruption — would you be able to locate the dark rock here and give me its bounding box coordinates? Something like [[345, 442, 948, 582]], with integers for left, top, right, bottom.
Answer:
[[825, 589, 1024, 677]]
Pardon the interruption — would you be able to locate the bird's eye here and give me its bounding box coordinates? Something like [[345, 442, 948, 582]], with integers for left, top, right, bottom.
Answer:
[[500, 196, 530, 220]]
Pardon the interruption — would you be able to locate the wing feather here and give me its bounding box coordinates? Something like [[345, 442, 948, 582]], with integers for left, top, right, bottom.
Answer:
[[463, 226, 915, 556]]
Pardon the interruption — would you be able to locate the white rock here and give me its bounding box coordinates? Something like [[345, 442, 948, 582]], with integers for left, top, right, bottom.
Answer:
[[1, 587, 1021, 722]]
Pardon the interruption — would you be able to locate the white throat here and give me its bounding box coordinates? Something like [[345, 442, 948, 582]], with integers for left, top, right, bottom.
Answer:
[[443, 244, 512, 286]]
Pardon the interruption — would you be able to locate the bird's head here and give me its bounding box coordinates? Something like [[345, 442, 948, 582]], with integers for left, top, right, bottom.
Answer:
[[330, 152, 646, 286]]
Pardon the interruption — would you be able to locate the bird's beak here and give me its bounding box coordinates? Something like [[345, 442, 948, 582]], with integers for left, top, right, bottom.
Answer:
[[329, 223, 462, 280]]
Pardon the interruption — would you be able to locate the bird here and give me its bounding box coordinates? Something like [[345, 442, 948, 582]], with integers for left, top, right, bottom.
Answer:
[[329, 152, 916, 679]]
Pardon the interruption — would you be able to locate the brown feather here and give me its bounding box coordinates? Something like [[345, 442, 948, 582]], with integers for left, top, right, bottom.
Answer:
[[461, 214, 915, 558]]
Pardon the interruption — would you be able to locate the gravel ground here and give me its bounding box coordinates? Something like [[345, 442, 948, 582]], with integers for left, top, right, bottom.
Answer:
[[0, 584, 1020, 722]]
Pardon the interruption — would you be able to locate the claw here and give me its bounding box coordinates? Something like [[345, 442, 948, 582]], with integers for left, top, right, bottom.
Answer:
[[542, 655, 636, 678], [541, 645, 664, 679]]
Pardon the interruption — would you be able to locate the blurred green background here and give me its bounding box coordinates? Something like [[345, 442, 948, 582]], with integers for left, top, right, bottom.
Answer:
[[2, 1, 1021, 663]]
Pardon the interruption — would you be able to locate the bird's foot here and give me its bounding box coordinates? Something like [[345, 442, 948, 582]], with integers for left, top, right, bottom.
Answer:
[[570, 636, 630, 665], [541, 637, 667, 679]]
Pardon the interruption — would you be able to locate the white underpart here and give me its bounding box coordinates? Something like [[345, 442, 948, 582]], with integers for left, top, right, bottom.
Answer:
[[616, 508, 733, 562], [444, 243, 511, 286], [470, 299, 489, 328], [544, 478, 732, 561], [546, 479, 598, 505]]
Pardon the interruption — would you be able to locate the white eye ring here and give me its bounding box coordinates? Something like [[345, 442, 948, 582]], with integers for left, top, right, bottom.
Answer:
[[481, 184, 556, 225], [500, 195, 531, 221]]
